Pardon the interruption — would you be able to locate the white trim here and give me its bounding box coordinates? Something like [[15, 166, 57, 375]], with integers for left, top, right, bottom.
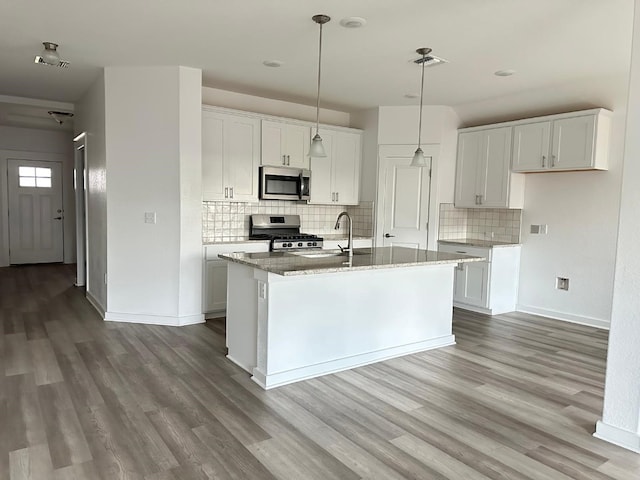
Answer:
[[104, 311, 205, 326], [86, 291, 106, 319], [594, 421, 640, 453], [454, 302, 493, 315], [0, 94, 74, 111], [251, 335, 456, 390], [459, 108, 612, 132], [516, 304, 610, 329]]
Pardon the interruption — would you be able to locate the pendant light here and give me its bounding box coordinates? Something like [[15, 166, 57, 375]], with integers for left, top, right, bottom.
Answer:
[[410, 47, 432, 167], [308, 14, 331, 158]]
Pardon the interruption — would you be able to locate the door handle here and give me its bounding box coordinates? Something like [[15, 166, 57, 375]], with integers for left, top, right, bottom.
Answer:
[[384, 233, 395, 238], [54, 217, 63, 220]]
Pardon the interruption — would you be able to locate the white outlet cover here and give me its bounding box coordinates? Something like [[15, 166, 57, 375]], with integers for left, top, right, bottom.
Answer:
[[144, 212, 156, 224]]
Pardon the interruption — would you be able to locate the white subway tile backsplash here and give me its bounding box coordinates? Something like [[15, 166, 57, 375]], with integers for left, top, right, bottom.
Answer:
[[202, 200, 374, 242], [438, 203, 522, 243]]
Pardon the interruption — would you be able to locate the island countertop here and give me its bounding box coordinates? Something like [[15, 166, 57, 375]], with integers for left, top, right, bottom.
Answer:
[[219, 246, 484, 276]]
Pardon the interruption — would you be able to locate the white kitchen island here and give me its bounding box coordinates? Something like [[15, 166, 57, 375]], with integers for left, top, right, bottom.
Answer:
[[219, 247, 483, 389]]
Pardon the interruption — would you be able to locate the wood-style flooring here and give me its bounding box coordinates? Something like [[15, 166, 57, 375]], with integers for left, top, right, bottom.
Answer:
[[1, 264, 639, 479]]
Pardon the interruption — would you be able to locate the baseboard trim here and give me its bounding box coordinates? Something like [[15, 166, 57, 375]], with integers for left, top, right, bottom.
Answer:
[[516, 304, 610, 330], [594, 420, 640, 453], [251, 335, 456, 390], [453, 302, 492, 315], [85, 291, 106, 319], [104, 311, 205, 326]]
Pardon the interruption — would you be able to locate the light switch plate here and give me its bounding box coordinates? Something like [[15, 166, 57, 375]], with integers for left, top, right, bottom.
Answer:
[[556, 277, 569, 290]]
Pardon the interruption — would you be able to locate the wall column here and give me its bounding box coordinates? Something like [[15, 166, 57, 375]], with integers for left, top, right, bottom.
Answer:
[[595, 0, 640, 453]]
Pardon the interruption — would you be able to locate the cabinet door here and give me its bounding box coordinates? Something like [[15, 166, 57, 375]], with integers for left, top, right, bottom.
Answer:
[[478, 127, 512, 208], [551, 115, 596, 170], [332, 131, 361, 205], [284, 124, 311, 169], [512, 121, 551, 172], [261, 121, 286, 166], [226, 116, 260, 202], [454, 131, 483, 208], [205, 261, 228, 313], [458, 261, 489, 308], [202, 112, 227, 201], [309, 131, 333, 204]]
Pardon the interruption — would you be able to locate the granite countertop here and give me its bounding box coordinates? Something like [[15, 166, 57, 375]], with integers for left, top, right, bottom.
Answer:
[[438, 238, 521, 248], [219, 246, 485, 276], [203, 234, 372, 246]]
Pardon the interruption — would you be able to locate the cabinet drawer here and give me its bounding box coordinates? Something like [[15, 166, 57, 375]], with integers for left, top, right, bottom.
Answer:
[[438, 243, 491, 261]]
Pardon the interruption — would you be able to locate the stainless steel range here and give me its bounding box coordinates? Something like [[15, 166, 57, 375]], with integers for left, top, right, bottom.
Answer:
[[249, 214, 323, 252]]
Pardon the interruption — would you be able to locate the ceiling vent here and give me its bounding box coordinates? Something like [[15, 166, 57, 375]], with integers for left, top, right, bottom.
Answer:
[[35, 56, 70, 68], [48, 111, 74, 125], [413, 54, 449, 67]]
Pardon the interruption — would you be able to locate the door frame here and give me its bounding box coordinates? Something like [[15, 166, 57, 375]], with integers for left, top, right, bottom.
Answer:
[[74, 133, 88, 287], [375, 144, 439, 250], [0, 150, 68, 267]]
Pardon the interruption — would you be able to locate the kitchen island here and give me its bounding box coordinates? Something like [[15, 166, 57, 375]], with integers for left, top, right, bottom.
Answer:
[[219, 247, 483, 389]]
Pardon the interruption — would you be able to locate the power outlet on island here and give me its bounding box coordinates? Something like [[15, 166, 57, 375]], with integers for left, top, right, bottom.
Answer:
[[144, 212, 157, 224], [556, 277, 569, 291]]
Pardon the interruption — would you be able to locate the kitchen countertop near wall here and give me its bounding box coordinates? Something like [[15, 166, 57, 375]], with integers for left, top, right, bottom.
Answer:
[[438, 203, 522, 244], [438, 238, 521, 248], [204, 234, 373, 246]]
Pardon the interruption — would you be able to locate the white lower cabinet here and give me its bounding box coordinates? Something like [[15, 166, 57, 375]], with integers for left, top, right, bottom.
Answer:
[[439, 242, 521, 315], [204, 242, 269, 318]]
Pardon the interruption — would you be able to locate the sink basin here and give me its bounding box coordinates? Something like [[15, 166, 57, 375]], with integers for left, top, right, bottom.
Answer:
[[289, 251, 344, 258], [289, 249, 371, 259]]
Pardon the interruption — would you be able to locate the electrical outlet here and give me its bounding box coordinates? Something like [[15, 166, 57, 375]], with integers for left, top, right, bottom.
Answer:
[[556, 277, 569, 291], [539, 224, 548, 234], [258, 281, 267, 299], [144, 212, 157, 224]]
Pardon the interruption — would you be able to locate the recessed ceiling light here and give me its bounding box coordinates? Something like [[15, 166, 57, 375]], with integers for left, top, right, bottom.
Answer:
[[404, 93, 420, 99], [495, 69, 516, 76], [263, 60, 283, 68], [339, 17, 366, 28]]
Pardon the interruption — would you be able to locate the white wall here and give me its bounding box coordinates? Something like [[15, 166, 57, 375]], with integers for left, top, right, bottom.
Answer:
[[75, 75, 108, 312], [596, 0, 640, 453], [104, 66, 202, 325], [0, 125, 75, 266], [351, 105, 460, 250], [202, 87, 350, 127], [516, 109, 626, 327]]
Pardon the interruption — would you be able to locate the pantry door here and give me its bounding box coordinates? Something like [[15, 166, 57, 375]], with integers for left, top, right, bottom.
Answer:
[[8, 159, 64, 264], [377, 145, 435, 249]]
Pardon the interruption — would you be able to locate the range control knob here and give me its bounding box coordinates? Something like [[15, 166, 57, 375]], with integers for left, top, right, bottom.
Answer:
[[307, 242, 312, 246], [298, 242, 303, 247], [312, 242, 317, 246]]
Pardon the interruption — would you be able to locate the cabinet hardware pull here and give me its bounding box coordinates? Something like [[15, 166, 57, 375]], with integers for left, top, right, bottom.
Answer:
[[551, 154, 556, 167], [475, 194, 478, 205], [456, 250, 467, 254], [287, 155, 290, 166], [230, 187, 234, 199], [225, 187, 229, 198], [478, 194, 483, 205], [282, 155, 286, 165], [336, 192, 339, 202], [542, 155, 546, 168]]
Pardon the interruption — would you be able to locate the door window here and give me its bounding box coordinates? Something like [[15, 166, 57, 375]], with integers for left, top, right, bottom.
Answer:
[[19, 166, 52, 188]]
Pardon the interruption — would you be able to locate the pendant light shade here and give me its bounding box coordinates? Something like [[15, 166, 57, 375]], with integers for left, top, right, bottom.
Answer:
[[308, 14, 331, 158], [410, 47, 432, 167], [40, 42, 61, 65]]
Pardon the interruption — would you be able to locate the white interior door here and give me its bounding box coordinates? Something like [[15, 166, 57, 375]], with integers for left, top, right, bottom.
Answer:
[[8, 159, 64, 264], [378, 147, 432, 249]]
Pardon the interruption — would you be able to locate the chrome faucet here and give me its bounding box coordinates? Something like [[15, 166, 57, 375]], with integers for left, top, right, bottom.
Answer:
[[334, 211, 353, 258]]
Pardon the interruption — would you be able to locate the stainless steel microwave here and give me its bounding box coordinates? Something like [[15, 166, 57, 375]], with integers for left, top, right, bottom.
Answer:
[[259, 166, 310, 201]]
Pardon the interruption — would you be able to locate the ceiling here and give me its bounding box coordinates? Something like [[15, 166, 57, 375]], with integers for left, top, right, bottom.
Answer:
[[0, 0, 634, 126]]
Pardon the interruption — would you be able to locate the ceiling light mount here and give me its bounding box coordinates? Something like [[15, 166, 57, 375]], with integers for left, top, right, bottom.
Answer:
[[309, 14, 331, 158], [339, 17, 366, 28], [35, 42, 69, 68], [411, 47, 432, 168], [48, 111, 74, 125]]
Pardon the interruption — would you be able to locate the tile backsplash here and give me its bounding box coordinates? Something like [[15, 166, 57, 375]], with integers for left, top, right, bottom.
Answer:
[[202, 201, 374, 242], [438, 203, 522, 243]]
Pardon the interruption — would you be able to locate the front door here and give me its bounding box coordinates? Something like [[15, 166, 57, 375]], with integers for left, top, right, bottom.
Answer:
[[8, 159, 64, 264], [378, 145, 433, 249]]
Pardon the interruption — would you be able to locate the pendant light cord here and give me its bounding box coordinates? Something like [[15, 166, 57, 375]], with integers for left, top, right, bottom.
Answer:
[[315, 22, 323, 136], [417, 52, 426, 148]]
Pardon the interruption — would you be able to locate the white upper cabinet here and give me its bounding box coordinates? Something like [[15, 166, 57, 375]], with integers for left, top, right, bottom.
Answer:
[[202, 109, 260, 202], [309, 128, 361, 205], [455, 126, 523, 209], [512, 109, 611, 172], [261, 121, 311, 169]]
